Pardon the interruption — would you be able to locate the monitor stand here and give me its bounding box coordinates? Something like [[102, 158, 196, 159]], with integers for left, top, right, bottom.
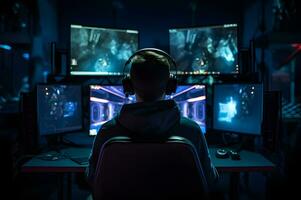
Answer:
[[36, 135, 68, 161], [63, 131, 94, 146], [222, 132, 256, 150], [45, 135, 66, 152]]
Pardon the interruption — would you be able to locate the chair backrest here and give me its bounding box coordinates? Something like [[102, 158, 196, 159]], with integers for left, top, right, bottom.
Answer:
[[92, 136, 209, 200]]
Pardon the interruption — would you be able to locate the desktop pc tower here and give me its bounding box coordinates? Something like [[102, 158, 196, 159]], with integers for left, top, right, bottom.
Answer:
[[262, 91, 282, 152], [19, 92, 39, 154]]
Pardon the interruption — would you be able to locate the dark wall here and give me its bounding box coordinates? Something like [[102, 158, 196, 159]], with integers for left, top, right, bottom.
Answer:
[[57, 0, 244, 51]]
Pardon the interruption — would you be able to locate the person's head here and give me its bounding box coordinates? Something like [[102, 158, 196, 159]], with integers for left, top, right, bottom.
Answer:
[[123, 48, 177, 102]]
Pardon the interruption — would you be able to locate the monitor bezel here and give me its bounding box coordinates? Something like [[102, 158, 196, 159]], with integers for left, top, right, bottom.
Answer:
[[88, 83, 207, 136], [36, 83, 84, 136], [212, 82, 264, 136], [168, 23, 240, 76], [68, 24, 140, 77]]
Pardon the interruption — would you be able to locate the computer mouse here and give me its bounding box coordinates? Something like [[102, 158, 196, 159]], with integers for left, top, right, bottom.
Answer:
[[51, 156, 59, 161], [40, 154, 60, 161], [229, 150, 241, 160], [215, 148, 229, 159]]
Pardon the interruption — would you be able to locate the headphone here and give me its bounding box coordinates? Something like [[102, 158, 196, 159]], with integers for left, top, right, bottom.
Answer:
[[122, 48, 178, 96]]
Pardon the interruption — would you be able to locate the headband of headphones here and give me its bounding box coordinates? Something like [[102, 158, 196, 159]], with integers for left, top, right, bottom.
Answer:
[[123, 48, 177, 77], [122, 48, 178, 96]]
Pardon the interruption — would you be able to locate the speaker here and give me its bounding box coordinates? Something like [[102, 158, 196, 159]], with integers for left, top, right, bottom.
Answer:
[[20, 92, 39, 154], [50, 42, 57, 75], [59, 52, 67, 76], [239, 48, 251, 74], [262, 91, 282, 152]]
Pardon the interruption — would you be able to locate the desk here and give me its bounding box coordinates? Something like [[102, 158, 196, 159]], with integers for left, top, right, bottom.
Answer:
[[22, 148, 91, 200], [22, 148, 91, 173], [209, 147, 275, 200], [22, 147, 275, 200]]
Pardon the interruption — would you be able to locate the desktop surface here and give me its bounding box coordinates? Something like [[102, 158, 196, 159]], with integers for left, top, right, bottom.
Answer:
[[21, 145, 275, 200], [22, 148, 91, 173], [22, 147, 275, 173], [209, 147, 274, 171]]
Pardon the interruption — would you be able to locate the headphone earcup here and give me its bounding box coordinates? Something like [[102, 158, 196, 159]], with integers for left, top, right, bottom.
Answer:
[[122, 76, 135, 96], [165, 77, 177, 95]]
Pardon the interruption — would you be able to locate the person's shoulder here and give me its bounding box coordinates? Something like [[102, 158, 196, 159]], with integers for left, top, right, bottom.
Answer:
[[97, 118, 119, 135], [179, 117, 201, 131], [102, 118, 117, 129]]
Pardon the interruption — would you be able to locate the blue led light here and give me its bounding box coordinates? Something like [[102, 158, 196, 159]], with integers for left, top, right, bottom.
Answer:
[[218, 97, 237, 123], [22, 53, 30, 60], [0, 44, 12, 51]]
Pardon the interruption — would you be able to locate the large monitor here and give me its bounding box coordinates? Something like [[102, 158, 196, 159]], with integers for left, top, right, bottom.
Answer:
[[70, 24, 139, 76], [89, 84, 206, 136], [169, 23, 238, 75], [37, 84, 82, 136], [213, 83, 263, 135]]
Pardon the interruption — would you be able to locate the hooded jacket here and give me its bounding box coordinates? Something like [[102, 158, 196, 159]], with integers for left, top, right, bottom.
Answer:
[[87, 100, 218, 188]]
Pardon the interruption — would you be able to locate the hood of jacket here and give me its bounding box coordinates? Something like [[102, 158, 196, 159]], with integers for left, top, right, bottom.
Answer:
[[117, 100, 180, 139]]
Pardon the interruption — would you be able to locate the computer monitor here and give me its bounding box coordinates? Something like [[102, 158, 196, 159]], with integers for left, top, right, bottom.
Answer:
[[169, 23, 239, 75], [213, 83, 263, 135], [70, 24, 139, 76], [89, 84, 206, 136], [37, 84, 83, 136], [89, 85, 134, 136], [167, 85, 206, 134]]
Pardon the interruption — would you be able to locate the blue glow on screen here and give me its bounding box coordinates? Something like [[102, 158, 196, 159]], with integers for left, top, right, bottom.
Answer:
[[218, 97, 237, 123], [70, 25, 138, 76], [213, 84, 263, 135], [0, 44, 12, 51], [37, 85, 82, 136], [22, 53, 30, 60], [169, 24, 238, 75], [89, 85, 206, 136]]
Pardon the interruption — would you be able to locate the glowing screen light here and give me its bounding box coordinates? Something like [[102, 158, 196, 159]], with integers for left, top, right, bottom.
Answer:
[[218, 97, 237, 122], [0, 44, 12, 51], [70, 24, 139, 76], [169, 24, 238, 75], [90, 85, 207, 136], [213, 84, 263, 135], [37, 85, 82, 136]]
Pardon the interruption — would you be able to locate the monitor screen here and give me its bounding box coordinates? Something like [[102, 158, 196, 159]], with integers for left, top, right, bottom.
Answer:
[[70, 24, 139, 76], [169, 23, 238, 75], [89, 84, 206, 136], [213, 83, 263, 135], [37, 85, 82, 136], [89, 85, 135, 136]]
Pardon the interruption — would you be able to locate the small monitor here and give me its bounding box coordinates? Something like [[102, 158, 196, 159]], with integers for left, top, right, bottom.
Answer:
[[213, 83, 263, 135], [89, 84, 206, 136], [70, 24, 139, 76], [169, 23, 238, 75], [37, 84, 82, 136]]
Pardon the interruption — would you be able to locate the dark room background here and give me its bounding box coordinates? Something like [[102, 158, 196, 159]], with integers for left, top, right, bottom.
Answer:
[[1, 0, 301, 199], [1, 0, 300, 111]]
